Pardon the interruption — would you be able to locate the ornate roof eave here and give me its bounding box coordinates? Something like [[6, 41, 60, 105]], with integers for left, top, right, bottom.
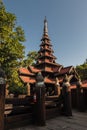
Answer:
[[38, 48, 54, 53], [18, 67, 35, 76], [28, 65, 41, 73], [38, 54, 57, 59], [19, 75, 36, 84], [36, 60, 62, 67], [40, 41, 52, 46], [19, 75, 56, 85], [41, 67, 55, 73], [55, 66, 79, 77], [52, 65, 63, 73], [41, 34, 50, 41], [44, 77, 55, 84]]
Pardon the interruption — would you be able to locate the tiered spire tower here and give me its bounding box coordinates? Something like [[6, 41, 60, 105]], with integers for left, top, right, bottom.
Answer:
[[18, 18, 79, 96], [36, 17, 62, 78]]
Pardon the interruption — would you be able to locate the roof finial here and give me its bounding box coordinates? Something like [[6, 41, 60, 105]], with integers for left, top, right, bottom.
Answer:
[[44, 16, 48, 35]]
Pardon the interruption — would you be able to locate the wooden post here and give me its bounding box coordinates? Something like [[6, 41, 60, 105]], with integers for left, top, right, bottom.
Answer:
[[62, 74, 72, 116], [34, 72, 46, 126], [27, 83, 30, 96], [55, 77, 61, 96], [0, 67, 6, 130], [76, 79, 85, 112], [5, 84, 9, 98]]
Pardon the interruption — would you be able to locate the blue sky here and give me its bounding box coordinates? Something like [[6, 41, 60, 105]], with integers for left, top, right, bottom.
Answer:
[[3, 0, 87, 67]]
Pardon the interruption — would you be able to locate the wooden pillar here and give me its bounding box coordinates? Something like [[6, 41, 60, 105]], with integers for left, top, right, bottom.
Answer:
[[0, 67, 6, 130], [34, 72, 46, 126], [27, 83, 30, 96], [76, 79, 85, 112], [5, 84, 9, 98], [62, 74, 72, 116], [55, 77, 61, 96]]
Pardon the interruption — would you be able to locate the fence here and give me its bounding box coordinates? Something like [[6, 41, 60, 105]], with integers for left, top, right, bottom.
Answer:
[[3, 87, 87, 130], [71, 87, 87, 111], [45, 95, 63, 119], [4, 96, 33, 129], [4, 95, 63, 130]]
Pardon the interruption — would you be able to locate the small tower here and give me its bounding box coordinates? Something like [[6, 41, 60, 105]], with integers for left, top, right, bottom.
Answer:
[[35, 17, 62, 95], [36, 17, 62, 76], [36, 17, 59, 67]]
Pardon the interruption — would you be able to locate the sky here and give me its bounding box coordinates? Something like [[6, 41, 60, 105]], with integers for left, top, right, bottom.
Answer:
[[3, 0, 87, 67]]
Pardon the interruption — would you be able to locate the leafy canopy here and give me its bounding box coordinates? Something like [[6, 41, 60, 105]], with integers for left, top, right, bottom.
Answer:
[[0, 1, 26, 93], [0, 2, 38, 94], [23, 51, 38, 67], [76, 59, 87, 81], [0, 2, 25, 73]]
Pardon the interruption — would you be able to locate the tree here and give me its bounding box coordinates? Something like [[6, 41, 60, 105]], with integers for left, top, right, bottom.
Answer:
[[0, 1, 26, 93], [0, 1, 25, 72], [23, 51, 38, 67], [76, 61, 87, 81], [0, 2, 39, 95]]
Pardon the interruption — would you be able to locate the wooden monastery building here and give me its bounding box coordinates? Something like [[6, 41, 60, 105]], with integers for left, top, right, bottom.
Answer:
[[18, 18, 87, 96]]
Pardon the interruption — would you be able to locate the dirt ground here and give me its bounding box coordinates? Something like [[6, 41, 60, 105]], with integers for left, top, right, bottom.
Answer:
[[10, 110, 87, 130]]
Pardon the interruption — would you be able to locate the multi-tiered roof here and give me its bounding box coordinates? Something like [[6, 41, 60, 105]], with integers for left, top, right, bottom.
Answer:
[[35, 17, 63, 84], [18, 18, 81, 93]]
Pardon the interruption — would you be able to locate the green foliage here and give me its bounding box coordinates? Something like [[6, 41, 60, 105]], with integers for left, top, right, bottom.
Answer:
[[0, 2, 38, 95], [0, 1, 26, 94], [8, 85, 27, 95], [76, 62, 87, 81], [23, 51, 38, 67], [0, 2, 25, 75], [7, 68, 27, 95]]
